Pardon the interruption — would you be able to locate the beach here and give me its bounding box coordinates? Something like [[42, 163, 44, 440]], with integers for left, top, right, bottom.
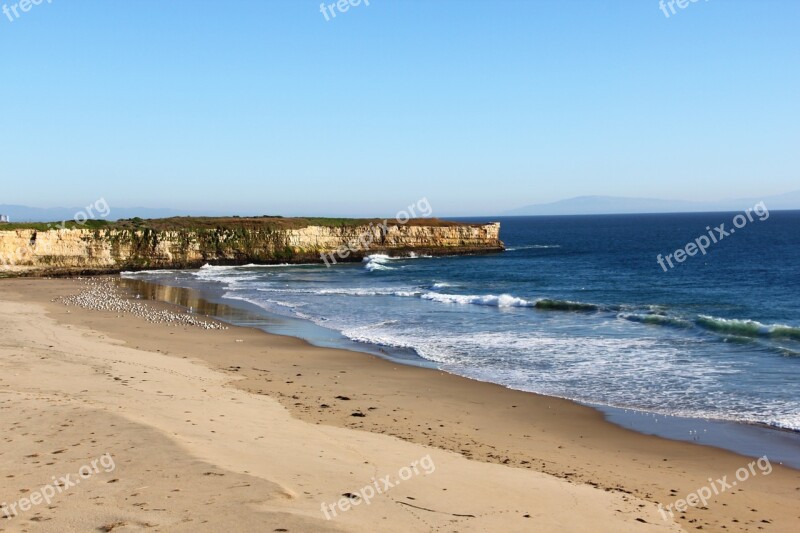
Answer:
[[4, 1, 799, 530], [0, 277, 797, 532]]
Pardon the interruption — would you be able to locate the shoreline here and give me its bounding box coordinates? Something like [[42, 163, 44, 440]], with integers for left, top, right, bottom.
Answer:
[[2, 277, 799, 531], [119, 274, 800, 469]]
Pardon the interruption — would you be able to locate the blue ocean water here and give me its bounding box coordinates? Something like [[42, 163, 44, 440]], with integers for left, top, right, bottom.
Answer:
[[123, 211, 800, 433]]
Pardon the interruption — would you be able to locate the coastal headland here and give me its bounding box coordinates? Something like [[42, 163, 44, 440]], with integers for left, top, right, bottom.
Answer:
[[0, 217, 504, 277]]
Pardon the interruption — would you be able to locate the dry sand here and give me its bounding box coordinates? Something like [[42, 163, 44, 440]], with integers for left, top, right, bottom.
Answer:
[[0, 277, 798, 532]]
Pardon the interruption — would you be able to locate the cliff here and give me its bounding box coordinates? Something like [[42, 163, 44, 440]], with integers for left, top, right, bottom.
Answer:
[[0, 218, 503, 277]]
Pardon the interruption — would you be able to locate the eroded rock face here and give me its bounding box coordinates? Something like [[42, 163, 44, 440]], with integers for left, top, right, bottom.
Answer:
[[0, 223, 503, 276]]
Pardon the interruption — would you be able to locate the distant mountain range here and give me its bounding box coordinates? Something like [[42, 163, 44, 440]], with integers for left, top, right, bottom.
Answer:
[[505, 190, 800, 216]]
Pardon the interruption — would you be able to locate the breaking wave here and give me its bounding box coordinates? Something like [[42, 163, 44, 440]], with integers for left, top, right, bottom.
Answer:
[[696, 316, 800, 340], [363, 254, 397, 272], [420, 292, 536, 308]]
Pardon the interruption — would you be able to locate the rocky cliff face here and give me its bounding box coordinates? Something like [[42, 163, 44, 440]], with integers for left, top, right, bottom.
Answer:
[[0, 222, 503, 276]]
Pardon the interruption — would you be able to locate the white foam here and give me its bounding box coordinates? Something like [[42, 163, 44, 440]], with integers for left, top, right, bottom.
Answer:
[[199, 263, 316, 270], [363, 254, 397, 272], [120, 269, 178, 276], [261, 298, 307, 309], [365, 262, 394, 272], [420, 292, 535, 308], [256, 287, 421, 297]]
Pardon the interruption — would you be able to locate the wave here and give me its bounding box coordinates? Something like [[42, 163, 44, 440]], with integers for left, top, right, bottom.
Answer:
[[362, 253, 432, 271], [619, 313, 693, 329], [534, 299, 598, 312], [363, 254, 396, 272], [260, 298, 307, 309], [257, 285, 600, 314], [420, 292, 535, 308], [195, 270, 260, 284], [200, 264, 238, 271], [431, 282, 456, 289], [365, 262, 393, 272], [343, 320, 401, 333], [193, 263, 315, 284], [199, 263, 316, 269], [696, 315, 800, 340], [776, 346, 800, 357], [256, 287, 420, 297], [120, 269, 178, 276], [420, 291, 601, 312]]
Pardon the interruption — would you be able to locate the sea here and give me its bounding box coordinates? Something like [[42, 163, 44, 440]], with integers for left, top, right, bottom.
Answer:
[[121, 211, 800, 466]]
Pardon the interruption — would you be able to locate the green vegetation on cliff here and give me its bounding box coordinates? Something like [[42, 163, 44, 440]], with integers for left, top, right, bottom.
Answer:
[[3, 216, 469, 232], [1, 220, 111, 231]]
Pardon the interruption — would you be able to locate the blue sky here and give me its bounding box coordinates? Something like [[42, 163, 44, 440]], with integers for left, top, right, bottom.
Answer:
[[1, 0, 798, 216]]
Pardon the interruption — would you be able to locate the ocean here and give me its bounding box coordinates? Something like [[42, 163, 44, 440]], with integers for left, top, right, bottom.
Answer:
[[121, 211, 800, 462]]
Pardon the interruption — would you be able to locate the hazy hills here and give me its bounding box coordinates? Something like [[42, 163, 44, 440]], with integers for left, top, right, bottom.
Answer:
[[3, 189, 800, 222], [505, 190, 800, 216]]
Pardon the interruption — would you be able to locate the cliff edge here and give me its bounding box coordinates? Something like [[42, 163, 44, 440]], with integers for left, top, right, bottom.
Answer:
[[0, 217, 503, 277]]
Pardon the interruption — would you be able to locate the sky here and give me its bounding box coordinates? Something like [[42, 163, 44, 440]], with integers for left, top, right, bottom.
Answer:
[[1, 0, 798, 217]]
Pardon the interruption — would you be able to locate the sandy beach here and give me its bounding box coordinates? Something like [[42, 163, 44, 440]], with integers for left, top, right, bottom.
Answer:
[[1, 277, 798, 532], [4, 1, 799, 531]]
